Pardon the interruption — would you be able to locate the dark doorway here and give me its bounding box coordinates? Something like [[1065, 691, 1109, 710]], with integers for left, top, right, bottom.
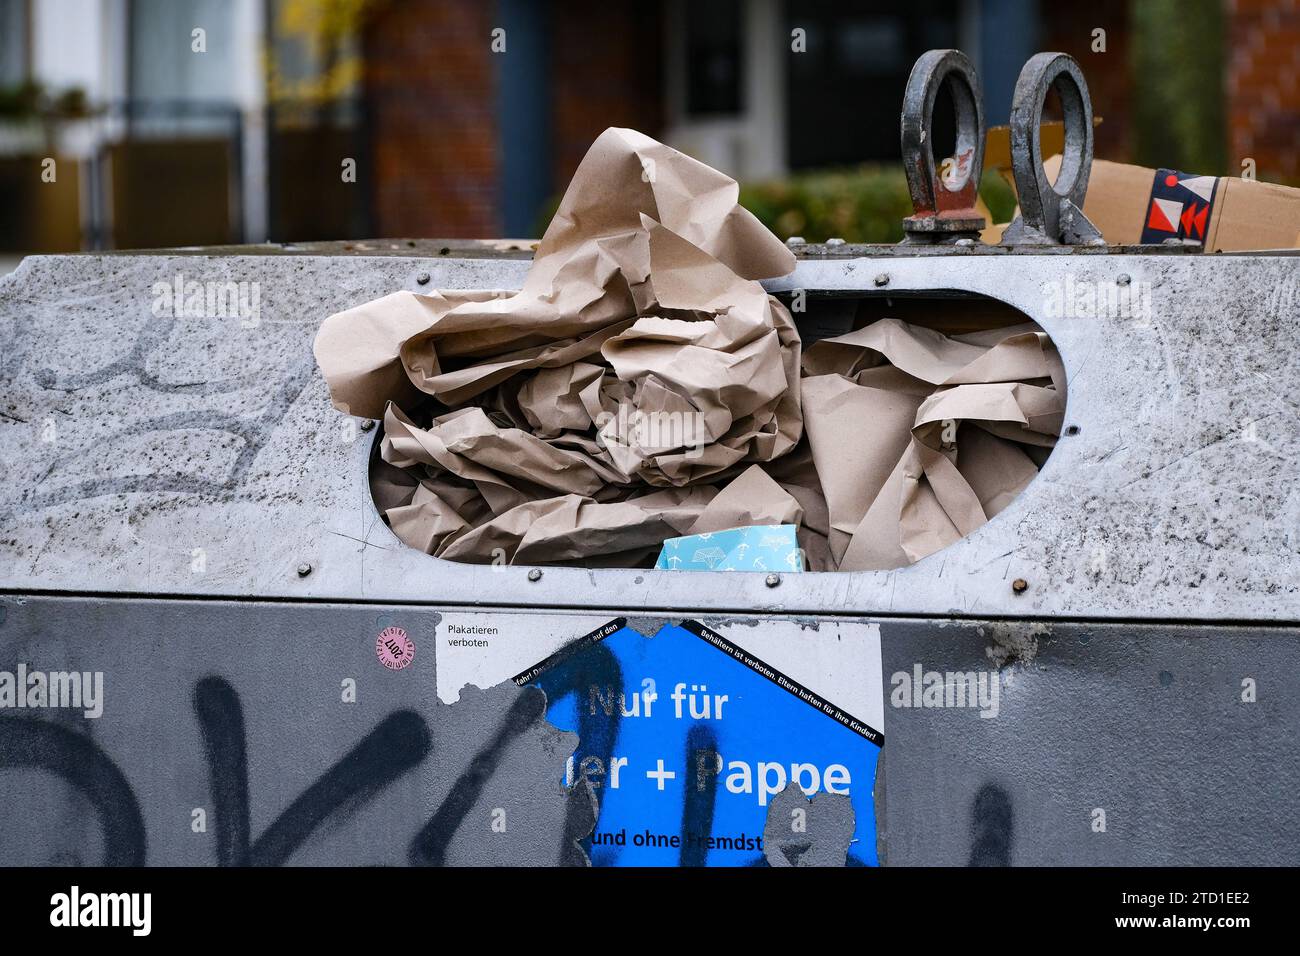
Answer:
[[785, 0, 960, 168]]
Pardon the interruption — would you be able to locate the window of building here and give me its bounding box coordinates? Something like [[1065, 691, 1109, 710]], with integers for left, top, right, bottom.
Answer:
[[0, 0, 29, 87], [685, 0, 745, 116], [787, 0, 959, 167]]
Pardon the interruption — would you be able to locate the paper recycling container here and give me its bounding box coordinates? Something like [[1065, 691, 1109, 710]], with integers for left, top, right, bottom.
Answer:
[[2, 237, 1299, 867]]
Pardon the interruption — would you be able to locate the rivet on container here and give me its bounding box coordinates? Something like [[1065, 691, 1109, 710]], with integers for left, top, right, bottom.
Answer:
[[416, 272, 431, 285], [874, 273, 890, 287], [528, 568, 543, 582], [765, 573, 781, 588], [1011, 578, 1028, 594], [297, 563, 312, 577]]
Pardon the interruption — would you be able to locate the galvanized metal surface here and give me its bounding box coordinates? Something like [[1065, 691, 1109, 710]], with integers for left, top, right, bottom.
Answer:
[[2, 249, 1297, 622], [3, 246, 1298, 867]]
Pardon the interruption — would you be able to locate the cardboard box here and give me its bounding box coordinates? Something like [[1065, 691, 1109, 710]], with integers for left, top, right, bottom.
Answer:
[[981, 121, 1300, 250], [1044, 155, 1300, 251]]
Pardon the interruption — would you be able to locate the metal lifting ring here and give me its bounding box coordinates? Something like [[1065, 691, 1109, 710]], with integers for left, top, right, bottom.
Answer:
[[899, 49, 986, 244], [1002, 52, 1105, 246]]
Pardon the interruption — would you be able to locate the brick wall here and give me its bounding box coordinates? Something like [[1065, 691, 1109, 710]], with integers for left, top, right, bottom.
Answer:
[[363, 0, 499, 237], [1042, 0, 1300, 183], [362, 0, 664, 239], [1226, 0, 1300, 182], [550, 1, 665, 193], [360, 1, 1300, 237]]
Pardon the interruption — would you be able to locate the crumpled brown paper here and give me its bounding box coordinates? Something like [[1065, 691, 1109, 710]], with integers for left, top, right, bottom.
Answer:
[[314, 127, 1064, 571], [800, 319, 1064, 570]]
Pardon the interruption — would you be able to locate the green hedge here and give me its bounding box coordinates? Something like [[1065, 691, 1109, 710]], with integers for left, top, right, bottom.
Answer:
[[738, 164, 1019, 244], [532, 164, 1020, 245]]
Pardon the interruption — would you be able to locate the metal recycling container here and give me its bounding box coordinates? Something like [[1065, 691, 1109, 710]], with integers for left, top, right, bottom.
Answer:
[[2, 233, 1299, 867]]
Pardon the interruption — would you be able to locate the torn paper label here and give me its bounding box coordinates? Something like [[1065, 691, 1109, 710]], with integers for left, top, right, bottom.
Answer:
[[433, 611, 885, 867]]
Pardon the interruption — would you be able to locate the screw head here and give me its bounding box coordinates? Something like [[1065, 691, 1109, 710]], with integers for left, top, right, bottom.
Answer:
[[786, 236, 806, 246], [874, 273, 890, 287], [359, 418, 375, 432], [416, 272, 431, 285], [1011, 578, 1028, 594], [527, 568, 543, 582], [1117, 273, 1131, 286], [297, 563, 312, 577], [825, 237, 846, 247], [765, 573, 781, 588]]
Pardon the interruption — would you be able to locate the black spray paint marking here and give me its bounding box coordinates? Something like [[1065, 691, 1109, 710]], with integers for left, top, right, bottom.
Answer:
[[408, 686, 547, 866], [194, 676, 431, 866], [681, 723, 720, 868], [3, 664, 860, 866], [968, 782, 1014, 867], [524, 641, 623, 863], [0, 717, 147, 866]]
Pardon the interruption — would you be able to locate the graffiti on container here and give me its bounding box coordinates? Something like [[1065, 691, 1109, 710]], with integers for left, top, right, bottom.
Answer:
[[0, 668, 799, 866]]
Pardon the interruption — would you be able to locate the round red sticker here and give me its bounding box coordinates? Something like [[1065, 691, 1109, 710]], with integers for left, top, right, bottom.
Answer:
[[376, 626, 415, 670]]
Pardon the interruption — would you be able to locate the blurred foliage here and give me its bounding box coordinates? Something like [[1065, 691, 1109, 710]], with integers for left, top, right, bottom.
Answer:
[[51, 88, 90, 119], [739, 165, 1019, 244], [0, 81, 92, 120], [1130, 0, 1226, 174], [739, 165, 911, 243], [0, 81, 42, 119], [979, 172, 1018, 226], [267, 0, 388, 105], [531, 165, 1021, 243]]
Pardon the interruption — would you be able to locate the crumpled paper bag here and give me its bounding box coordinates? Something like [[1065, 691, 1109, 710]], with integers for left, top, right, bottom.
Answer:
[[314, 127, 1065, 572], [800, 318, 1064, 570], [315, 127, 803, 566]]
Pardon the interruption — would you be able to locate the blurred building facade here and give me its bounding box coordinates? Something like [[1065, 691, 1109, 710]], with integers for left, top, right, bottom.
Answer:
[[0, 0, 1296, 251], [0, 0, 368, 253]]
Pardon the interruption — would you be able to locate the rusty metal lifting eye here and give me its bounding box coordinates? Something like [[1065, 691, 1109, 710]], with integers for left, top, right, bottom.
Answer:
[[900, 49, 987, 245]]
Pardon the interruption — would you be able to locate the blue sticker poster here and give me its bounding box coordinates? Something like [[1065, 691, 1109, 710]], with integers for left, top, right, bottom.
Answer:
[[654, 525, 804, 572], [513, 618, 883, 866]]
